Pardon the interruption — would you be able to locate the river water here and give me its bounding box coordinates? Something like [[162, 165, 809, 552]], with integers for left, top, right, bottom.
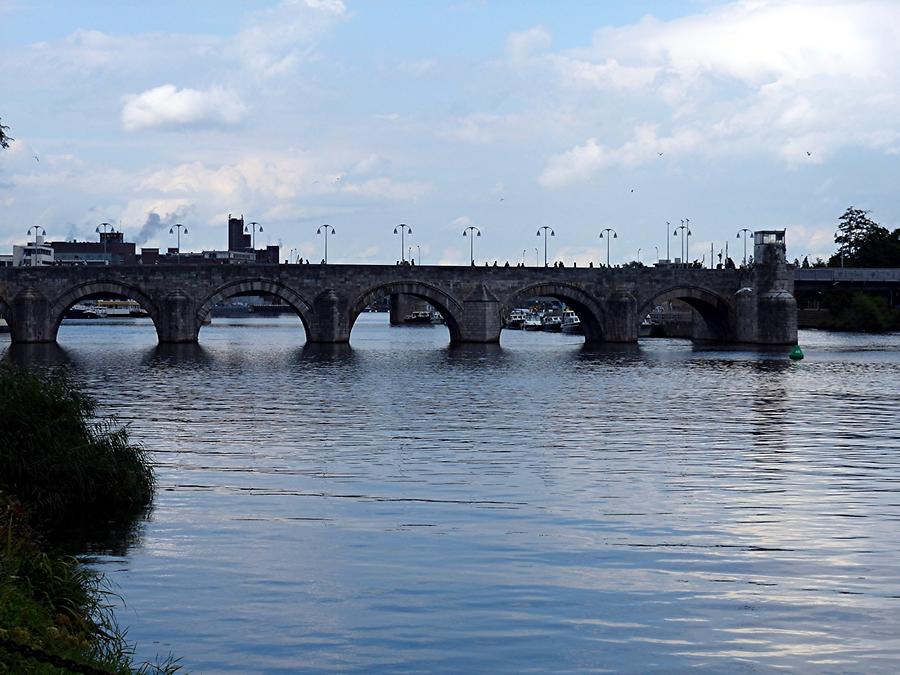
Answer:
[[2, 315, 900, 673]]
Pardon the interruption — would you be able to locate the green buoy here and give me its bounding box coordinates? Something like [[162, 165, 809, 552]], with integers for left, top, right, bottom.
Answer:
[[789, 345, 804, 360]]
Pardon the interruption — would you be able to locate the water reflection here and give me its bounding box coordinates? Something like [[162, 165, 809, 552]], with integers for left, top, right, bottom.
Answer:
[[2, 319, 900, 672]]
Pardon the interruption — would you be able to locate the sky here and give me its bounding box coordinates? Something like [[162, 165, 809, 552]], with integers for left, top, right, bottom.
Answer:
[[2, 0, 899, 266]]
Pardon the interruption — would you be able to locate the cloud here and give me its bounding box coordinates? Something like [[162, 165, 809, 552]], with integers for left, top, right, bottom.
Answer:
[[234, 0, 347, 77], [122, 84, 246, 131]]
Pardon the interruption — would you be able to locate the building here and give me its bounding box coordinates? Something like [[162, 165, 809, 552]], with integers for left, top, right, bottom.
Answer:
[[228, 214, 251, 252], [50, 231, 137, 266], [13, 233, 55, 266]]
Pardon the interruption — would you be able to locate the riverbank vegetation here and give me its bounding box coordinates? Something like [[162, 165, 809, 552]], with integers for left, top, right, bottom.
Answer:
[[0, 367, 177, 673]]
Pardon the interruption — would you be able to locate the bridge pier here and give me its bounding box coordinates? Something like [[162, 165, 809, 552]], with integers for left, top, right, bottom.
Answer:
[[458, 284, 502, 343], [603, 291, 639, 343], [308, 289, 351, 343], [10, 288, 53, 343], [157, 291, 202, 343]]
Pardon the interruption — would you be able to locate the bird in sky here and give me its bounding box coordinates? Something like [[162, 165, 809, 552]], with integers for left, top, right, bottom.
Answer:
[[657, 152, 663, 156], [33, 154, 39, 162], [806, 151, 812, 157], [630, 188, 634, 193]]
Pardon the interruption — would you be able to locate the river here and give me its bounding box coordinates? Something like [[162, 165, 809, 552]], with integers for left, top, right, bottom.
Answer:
[[3, 315, 899, 673]]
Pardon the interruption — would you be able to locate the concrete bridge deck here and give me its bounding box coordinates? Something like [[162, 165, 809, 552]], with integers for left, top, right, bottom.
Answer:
[[0, 248, 797, 346]]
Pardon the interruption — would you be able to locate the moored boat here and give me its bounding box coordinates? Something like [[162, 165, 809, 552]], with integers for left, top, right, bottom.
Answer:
[[561, 310, 583, 334], [523, 313, 544, 331], [542, 314, 563, 332], [505, 308, 530, 329]]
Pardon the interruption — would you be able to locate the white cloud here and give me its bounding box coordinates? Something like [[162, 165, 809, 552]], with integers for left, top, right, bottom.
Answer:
[[122, 84, 246, 131], [506, 26, 551, 64], [234, 0, 347, 77]]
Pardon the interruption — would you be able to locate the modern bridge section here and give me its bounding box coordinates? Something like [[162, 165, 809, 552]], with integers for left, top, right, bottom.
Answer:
[[0, 241, 796, 346]]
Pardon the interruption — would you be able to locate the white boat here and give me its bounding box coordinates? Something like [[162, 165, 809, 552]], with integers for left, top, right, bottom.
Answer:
[[505, 308, 530, 329], [561, 310, 583, 334], [65, 303, 107, 319], [542, 314, 563, 332], [404, 310, 433, 324], [523, 313, 544, 331]]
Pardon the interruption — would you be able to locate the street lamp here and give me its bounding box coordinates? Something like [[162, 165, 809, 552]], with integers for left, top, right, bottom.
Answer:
[[637, 247, 642, 265], [169, 223, 188, 264], [245, 221, 263, 250], [665, 222, 670, 261], [317, 224, 335, 264], [654, 245, 659, 262], [599, 228, 618, 267], [673, 219, 691, 265], [536, 226, 555, 266], [417, 245, 421, 265], [96, 222, 114, 258], [462, 226, 481, 265], [534, 247, 539, 267], [394, 223, 412, 263], [736, 228, 752, 266], [26, 226, 46, 267]]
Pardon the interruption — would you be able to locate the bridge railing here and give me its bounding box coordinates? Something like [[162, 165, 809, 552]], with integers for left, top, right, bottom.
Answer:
[[795, 268, 900, 283]]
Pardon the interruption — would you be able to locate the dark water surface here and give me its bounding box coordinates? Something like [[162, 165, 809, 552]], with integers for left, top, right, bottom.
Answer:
[[3, 315, 900, 673]]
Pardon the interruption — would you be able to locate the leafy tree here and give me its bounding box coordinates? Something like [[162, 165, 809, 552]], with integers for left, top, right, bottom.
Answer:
[[829, 207, 900, 267], [0, 117, 11, 149]]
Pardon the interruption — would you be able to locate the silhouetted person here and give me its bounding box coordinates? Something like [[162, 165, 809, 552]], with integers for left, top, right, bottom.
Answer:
[[589, 261, 593, 268], [802, 256, 810, 268]]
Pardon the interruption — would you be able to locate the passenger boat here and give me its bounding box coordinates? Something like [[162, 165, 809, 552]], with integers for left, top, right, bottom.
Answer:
[[523, 313, 544, 330], [96, 299, 149, 317], [542, 314, 563, 332], [65, 303, 107, 319], [505, 308, 529, 329], [561, 310, 583, 334]]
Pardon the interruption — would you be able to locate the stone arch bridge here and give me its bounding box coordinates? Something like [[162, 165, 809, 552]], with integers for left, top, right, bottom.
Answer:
[[0, 249, 796, 346]]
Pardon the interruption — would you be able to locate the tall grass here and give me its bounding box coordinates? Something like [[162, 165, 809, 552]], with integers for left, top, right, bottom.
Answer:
[[0, 367, 154, 528]]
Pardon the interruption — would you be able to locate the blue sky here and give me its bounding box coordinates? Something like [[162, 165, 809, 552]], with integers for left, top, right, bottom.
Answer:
[[2, 0, 899, 265]]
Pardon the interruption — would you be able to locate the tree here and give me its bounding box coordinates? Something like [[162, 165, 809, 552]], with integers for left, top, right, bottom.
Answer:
[[829, 207, 900, 268], [0, 117, 11, 149]]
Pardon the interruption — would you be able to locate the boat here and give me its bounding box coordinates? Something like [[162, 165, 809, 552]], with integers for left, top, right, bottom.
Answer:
[[542, 314, 563, 332], [403, 310, 433, 324], [561, 310, 583, 334], [505, 308, 529, 329], [430, 311, 445, 324], [523, 313, 544, 331], [95, 299, 149, 317], [65, 303, 107, 319]]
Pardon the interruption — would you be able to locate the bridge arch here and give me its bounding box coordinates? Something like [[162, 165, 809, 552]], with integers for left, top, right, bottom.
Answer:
[[48, 281, 162, 342], [196, 278, 315, 339], [502, 282, 606, 342], [637, 285, 733, 341], [348, 280, 464, 343]]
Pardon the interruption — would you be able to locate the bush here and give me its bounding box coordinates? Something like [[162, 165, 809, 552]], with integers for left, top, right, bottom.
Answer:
[[824, 292, 900, 333], [0, 367, 154, 528]]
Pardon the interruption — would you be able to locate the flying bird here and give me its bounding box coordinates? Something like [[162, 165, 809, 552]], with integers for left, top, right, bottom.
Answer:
[[806, 151, 812, 157], [33, 154, 39, 162], [657, 152, 663, 156], [630, 188, 634, 193]]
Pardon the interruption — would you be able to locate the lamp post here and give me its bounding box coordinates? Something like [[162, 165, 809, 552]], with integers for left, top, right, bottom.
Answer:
[[637, 247, 642, 265], [96, 222, 114, 258], [534, 247, 539, 267], [685, 218, 692, 264], [394, 223, 412, 262], [462, 226, 481, 265], [317, 224, 335, 264], [169, 223, 188, 264], [26, 226, 46, 267], [736, 228, 752, 266], [599, 227, 617, 267], [417, 245, 421, 265], [673, 219, 691, 265], [654, 245, 659, 262], [536, 226, 555, 266], [245, 221, 263, 250]]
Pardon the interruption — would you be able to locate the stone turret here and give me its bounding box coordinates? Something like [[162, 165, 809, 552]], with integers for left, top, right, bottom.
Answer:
[[752, 230, 797, 345]]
